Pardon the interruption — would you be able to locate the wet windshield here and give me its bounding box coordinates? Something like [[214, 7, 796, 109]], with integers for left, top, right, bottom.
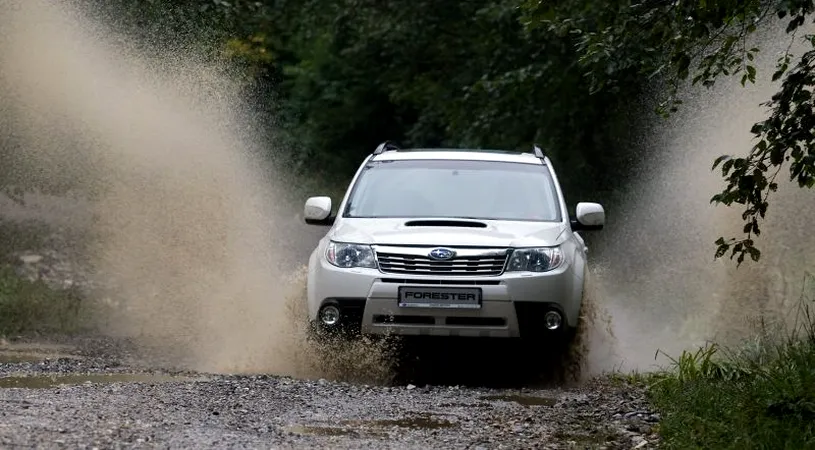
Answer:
[[343, 159, 562, 221]]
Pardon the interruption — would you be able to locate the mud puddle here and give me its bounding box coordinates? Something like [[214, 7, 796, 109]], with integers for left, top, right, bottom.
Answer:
[[290, 413, 456, 438], [286, 425, 359, 437], [0, 373, 207, 389], [437, 401, 492, 408], [343, 415, 456, 430], [480, 394, 558, 406]]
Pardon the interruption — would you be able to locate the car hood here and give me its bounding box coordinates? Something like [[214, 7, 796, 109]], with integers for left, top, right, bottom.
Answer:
[[330, 218, 568, 248]]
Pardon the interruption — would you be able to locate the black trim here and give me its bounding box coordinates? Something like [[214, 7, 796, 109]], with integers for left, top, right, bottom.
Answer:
[[513, 302, 571, 339], [381, 278, 502, 285], [404, 220, 487, 228], [317, 298, 366, 335], [570, 218, 603, 231], [445, 317, 506, 327], [305, 215, 335, 226], [373, 315, 435, 325]]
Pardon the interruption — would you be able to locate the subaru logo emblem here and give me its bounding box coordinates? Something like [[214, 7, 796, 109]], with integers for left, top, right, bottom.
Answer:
[[428, 248, 456, 260]]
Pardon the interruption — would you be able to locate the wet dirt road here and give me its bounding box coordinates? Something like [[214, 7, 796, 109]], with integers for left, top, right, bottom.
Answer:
[[0, 337, 659, 450]]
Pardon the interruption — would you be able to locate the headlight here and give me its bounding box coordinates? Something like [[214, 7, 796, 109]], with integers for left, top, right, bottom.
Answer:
[[326, 241, 377, 269], [506, 247, 564, 273]]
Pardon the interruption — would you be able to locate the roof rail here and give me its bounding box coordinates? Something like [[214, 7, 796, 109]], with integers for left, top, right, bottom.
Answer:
[[373, 140, 401, 155], [532, 144, 545, 159]]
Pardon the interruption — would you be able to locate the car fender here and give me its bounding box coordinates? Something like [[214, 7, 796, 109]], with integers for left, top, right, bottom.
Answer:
[[567, 234, 588, 328]]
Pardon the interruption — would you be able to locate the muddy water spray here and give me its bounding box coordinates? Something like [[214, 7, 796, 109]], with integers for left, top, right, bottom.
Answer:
[[0, 0, 394, 382], [586, 21, 815, 373]]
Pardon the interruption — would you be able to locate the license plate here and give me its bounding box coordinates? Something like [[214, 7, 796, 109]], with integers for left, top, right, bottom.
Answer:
[[398, 286, 482, 309]]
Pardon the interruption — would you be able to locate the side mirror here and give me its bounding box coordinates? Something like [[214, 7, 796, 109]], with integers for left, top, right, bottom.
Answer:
[[304, 196, 335, 226], [571, 202, 605, 231]]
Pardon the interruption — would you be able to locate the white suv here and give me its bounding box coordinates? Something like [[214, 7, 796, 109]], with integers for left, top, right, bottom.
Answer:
[[302, 142, 604, 344]]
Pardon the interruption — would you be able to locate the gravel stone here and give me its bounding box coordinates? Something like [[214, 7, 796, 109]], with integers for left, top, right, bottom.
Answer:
[[0, 336, 661, 449]]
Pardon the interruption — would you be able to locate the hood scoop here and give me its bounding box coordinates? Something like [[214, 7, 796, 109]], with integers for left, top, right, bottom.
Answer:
[[403, 219, 488, 228]]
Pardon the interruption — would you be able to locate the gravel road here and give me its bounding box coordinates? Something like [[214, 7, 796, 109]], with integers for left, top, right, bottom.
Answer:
[[0, 336, 660, 450]]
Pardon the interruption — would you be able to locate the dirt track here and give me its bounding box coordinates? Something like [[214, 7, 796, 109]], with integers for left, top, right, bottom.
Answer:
[[0, 337, 659, 449]]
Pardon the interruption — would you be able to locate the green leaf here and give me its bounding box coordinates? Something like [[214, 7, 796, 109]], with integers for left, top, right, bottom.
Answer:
[[746, 246, 761, 262], [715, 243, 729, 259], [772, 64, 789, 82], [675, 53, 692, 80], [712, 154, 731, 170]]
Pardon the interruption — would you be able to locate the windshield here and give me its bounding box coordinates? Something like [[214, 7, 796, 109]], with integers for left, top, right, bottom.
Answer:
[[343, 159, 563, 221]]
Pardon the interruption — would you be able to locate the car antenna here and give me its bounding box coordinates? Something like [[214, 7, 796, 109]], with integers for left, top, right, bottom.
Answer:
[[532, 144, 545, 159]]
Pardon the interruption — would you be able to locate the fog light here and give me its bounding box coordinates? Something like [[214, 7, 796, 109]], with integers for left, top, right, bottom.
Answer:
[[544, 311, 562, 330], [319, 305, 341, 326]]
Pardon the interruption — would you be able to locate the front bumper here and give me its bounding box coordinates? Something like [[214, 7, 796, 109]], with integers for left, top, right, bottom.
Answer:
[[308, 259, 584, 339]]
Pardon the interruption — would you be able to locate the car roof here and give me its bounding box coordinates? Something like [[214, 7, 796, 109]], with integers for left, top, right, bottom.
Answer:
[[370, 148, 545, 165]]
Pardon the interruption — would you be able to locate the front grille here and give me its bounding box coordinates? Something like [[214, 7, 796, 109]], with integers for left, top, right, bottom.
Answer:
[[381, 278, 502, 285], [375, 248, 509, 276]]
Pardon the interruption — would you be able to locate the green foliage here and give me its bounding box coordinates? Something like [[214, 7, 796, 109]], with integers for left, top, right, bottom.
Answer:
[[647, 278, 815, 448], [650, 338, 815, 449], [521, 0, 769, 112], [521, 0, 815, 264]]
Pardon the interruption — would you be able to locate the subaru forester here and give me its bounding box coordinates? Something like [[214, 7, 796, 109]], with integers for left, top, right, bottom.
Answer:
[[302, 142, 604, 345]]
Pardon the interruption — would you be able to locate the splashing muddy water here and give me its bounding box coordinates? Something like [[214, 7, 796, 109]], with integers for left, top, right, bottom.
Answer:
[[0, 0, 399, 382], [586, 20, 815, 373]]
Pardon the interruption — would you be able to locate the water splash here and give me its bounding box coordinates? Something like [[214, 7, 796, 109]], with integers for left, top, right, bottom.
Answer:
[[586, 20, 815, 373]]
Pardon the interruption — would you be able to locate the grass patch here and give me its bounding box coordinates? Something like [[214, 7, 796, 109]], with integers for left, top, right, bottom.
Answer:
[[647, 274, 815, 449]]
